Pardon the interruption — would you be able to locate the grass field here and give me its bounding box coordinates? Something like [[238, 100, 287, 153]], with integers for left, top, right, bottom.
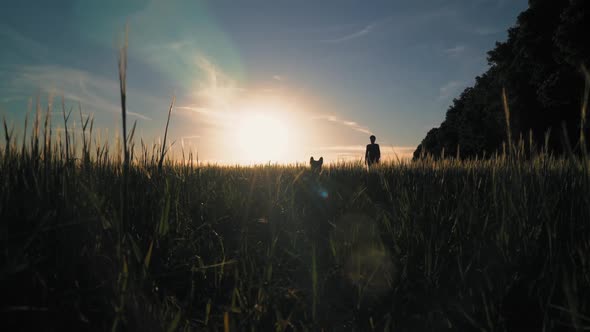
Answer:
[[1, 44, 589, 331], [1, 112, 589, 331]]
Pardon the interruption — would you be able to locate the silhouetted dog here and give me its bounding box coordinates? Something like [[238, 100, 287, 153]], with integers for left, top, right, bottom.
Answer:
[[310, 157, 323, 172]]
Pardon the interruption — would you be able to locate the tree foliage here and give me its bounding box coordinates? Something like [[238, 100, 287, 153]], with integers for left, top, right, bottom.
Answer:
[[414, 0, 590, 159]]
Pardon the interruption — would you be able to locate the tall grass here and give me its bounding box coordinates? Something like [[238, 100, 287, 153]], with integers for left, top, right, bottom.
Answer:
[[118, 25, 129, 172], [1, 109, 589, 330], [580, 64, 590, 159], [502, 87, 513, 157], [158, 96, 175, 172]]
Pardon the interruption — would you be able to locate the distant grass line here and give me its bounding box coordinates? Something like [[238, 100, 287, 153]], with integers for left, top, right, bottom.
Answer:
[[1, 109, 589, 330]]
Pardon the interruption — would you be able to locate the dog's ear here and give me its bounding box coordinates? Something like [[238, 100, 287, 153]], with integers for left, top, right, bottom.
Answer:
[[310, 157, 314, 163], [319, 157, 323, 165]]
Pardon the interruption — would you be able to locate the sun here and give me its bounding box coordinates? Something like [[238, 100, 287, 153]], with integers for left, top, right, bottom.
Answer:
[[235, 112, 290, 163]]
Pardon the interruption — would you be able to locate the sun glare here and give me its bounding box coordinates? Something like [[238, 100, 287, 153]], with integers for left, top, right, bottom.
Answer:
[[235, 112, 290, 163]]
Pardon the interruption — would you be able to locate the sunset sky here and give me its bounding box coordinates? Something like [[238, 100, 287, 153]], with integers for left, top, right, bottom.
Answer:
[[0, 0, 528, 163]]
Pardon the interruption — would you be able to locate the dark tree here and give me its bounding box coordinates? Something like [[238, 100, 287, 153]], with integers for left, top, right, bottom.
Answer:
[[415, 0, 590, 159]]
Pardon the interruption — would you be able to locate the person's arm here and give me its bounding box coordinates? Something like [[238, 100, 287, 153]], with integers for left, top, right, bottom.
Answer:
[[365, 145, 369, 164], [376, 144, 381, 161]]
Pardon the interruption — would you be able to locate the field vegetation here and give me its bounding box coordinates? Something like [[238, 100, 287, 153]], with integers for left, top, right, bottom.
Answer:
[[1, 101, 589, 331], [2, 33, 590, 332]]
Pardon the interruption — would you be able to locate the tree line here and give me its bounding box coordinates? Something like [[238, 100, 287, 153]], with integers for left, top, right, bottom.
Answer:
[[414, 0, 590, 159]]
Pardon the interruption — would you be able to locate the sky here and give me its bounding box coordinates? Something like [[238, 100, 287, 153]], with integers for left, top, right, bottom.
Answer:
[[0, 0, 528, 164]]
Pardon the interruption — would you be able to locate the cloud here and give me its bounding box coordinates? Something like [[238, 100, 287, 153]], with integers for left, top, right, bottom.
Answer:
[[471, 0, 509, 10], [473, 27, 501, 36], [312, 114, 372, 135], [191, 55, 243, 111], [0, 24, 50, 61], [179, 135, 201, 147], [175, 105, 234, 127], [177, 55, 289, 128], [1, 96, 26, 103], [177, 54, 374, 144], [174, 55, 246, 129], [321, 22, 376, 43], [316, 145, 365, 152], [174, 54, 386, 163], [444, 45, 466, 57], [152, 40, 192, 51], [438, 80, 465, 100], [8, 65, 152, 120], [181, 135, 200, 140]]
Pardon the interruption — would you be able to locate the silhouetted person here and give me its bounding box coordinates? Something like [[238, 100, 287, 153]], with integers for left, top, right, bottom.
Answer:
[[365, 135, 380, 167]]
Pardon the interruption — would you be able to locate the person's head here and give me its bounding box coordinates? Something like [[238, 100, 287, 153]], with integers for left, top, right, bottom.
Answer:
[[370, 135, 376, 144]]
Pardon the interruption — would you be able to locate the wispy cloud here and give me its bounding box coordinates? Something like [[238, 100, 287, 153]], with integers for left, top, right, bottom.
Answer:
[[471, 0, 509, 10], [176, 54, 380, 164], [1, 96, 26, 103], [9, 65, 152, 120], [473, 26, 501, 36], [316, 145, 366, 152], [175, 105, 234, 127], [143, 39, 192, 52], [438, 80, 465, 100], [444, 45, 466, 57], [175, 54, 245, 128], [0, 24, 50, 61], [312, 114, 372, 135], [175, 55, 382, 163], [191, 55, 243, 111], [321, 22, 376, 43], [181, 135, 200, 140], [179, 135, 201, 147]]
